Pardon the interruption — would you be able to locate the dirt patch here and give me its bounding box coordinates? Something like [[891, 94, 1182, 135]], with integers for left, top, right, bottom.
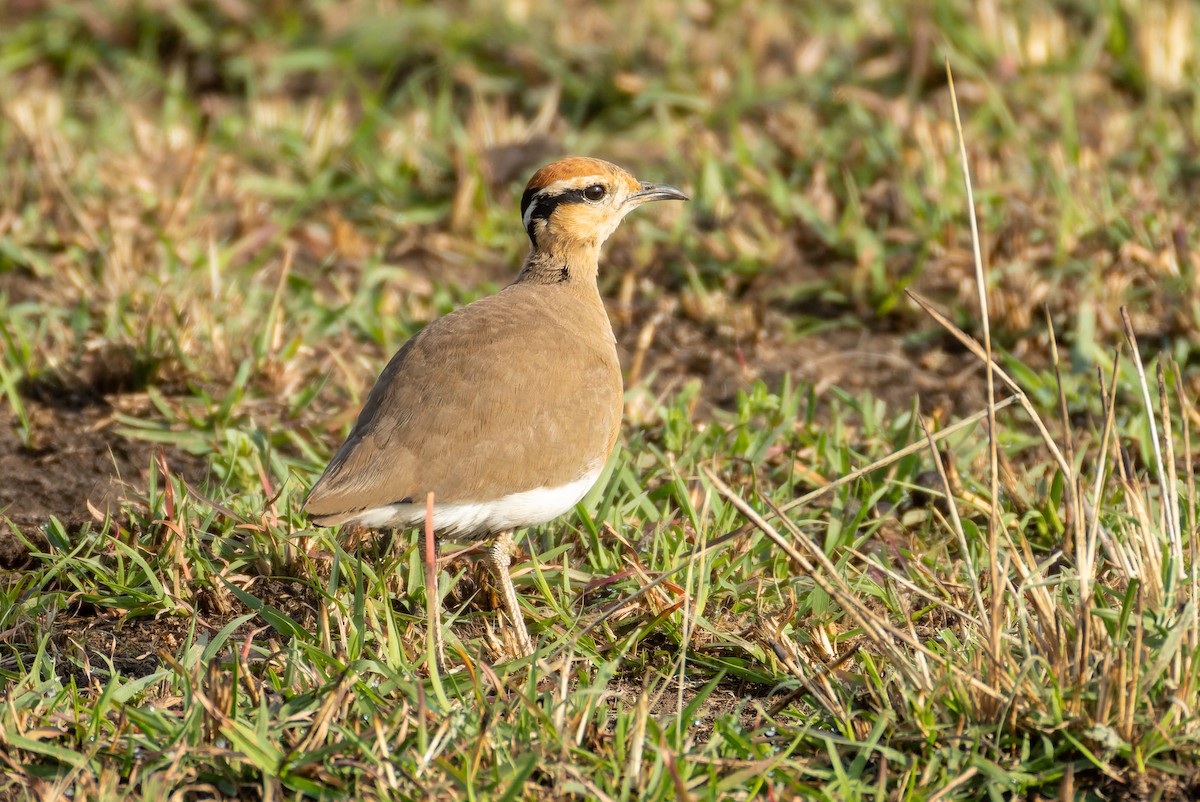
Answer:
[[1083, 766, 1200, 802], [56, 611, 195, 681], [24, 578, 322, 688], [614, 291, 986, 421], [0, 321, 206, 564], [0, 401, 208, 565]]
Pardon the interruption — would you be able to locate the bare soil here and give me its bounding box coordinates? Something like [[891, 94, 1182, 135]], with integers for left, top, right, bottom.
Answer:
[[38, 576, 321, 688], [619, 304, 984, 417], [0, 402, 208, 562]]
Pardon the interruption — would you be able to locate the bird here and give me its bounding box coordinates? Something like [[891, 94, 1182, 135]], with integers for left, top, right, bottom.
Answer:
[[302, 156, 687, 664]]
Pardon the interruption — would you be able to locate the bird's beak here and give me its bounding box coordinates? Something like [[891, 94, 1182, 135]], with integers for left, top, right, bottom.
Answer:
[[626, 182, 689, 206]]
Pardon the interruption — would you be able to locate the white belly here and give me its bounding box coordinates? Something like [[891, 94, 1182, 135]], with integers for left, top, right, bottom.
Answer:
[[346, 467, 602, 538]]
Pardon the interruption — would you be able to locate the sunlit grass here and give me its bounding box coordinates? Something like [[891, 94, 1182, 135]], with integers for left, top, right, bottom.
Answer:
[[4, 1, 1200, 799]]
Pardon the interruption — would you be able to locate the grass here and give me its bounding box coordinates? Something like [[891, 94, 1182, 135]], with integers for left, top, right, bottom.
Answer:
[[4, 0, 1200, 799]]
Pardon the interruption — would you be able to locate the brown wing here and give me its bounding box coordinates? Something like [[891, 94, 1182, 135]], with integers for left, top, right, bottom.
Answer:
[[302, 282, 623, 525]]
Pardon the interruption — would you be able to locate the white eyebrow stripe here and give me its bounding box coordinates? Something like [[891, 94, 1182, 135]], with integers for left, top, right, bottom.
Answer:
[[525, 193, 544, 231], [522, 194, 541, 232]]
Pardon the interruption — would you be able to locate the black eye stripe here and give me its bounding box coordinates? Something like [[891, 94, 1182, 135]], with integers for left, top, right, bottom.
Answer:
[[522, 187, 592, 244]]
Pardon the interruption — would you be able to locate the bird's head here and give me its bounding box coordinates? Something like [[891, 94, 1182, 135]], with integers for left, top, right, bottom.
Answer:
[[519, 157, 687, 256]]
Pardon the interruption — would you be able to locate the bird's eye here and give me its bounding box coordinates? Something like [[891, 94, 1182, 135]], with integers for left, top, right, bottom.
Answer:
[[582, 184, 607, 202]]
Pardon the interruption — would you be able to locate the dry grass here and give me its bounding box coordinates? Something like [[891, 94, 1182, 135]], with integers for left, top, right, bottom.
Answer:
[[4, 1, 1200, 799]]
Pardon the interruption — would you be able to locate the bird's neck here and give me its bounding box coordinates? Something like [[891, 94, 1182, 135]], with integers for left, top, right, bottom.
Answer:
[[515, 242, 602, 288]]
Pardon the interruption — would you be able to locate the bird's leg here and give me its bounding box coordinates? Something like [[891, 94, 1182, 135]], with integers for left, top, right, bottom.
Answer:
[[417, 498, 446, 671], [484, 530, 534, 659]]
